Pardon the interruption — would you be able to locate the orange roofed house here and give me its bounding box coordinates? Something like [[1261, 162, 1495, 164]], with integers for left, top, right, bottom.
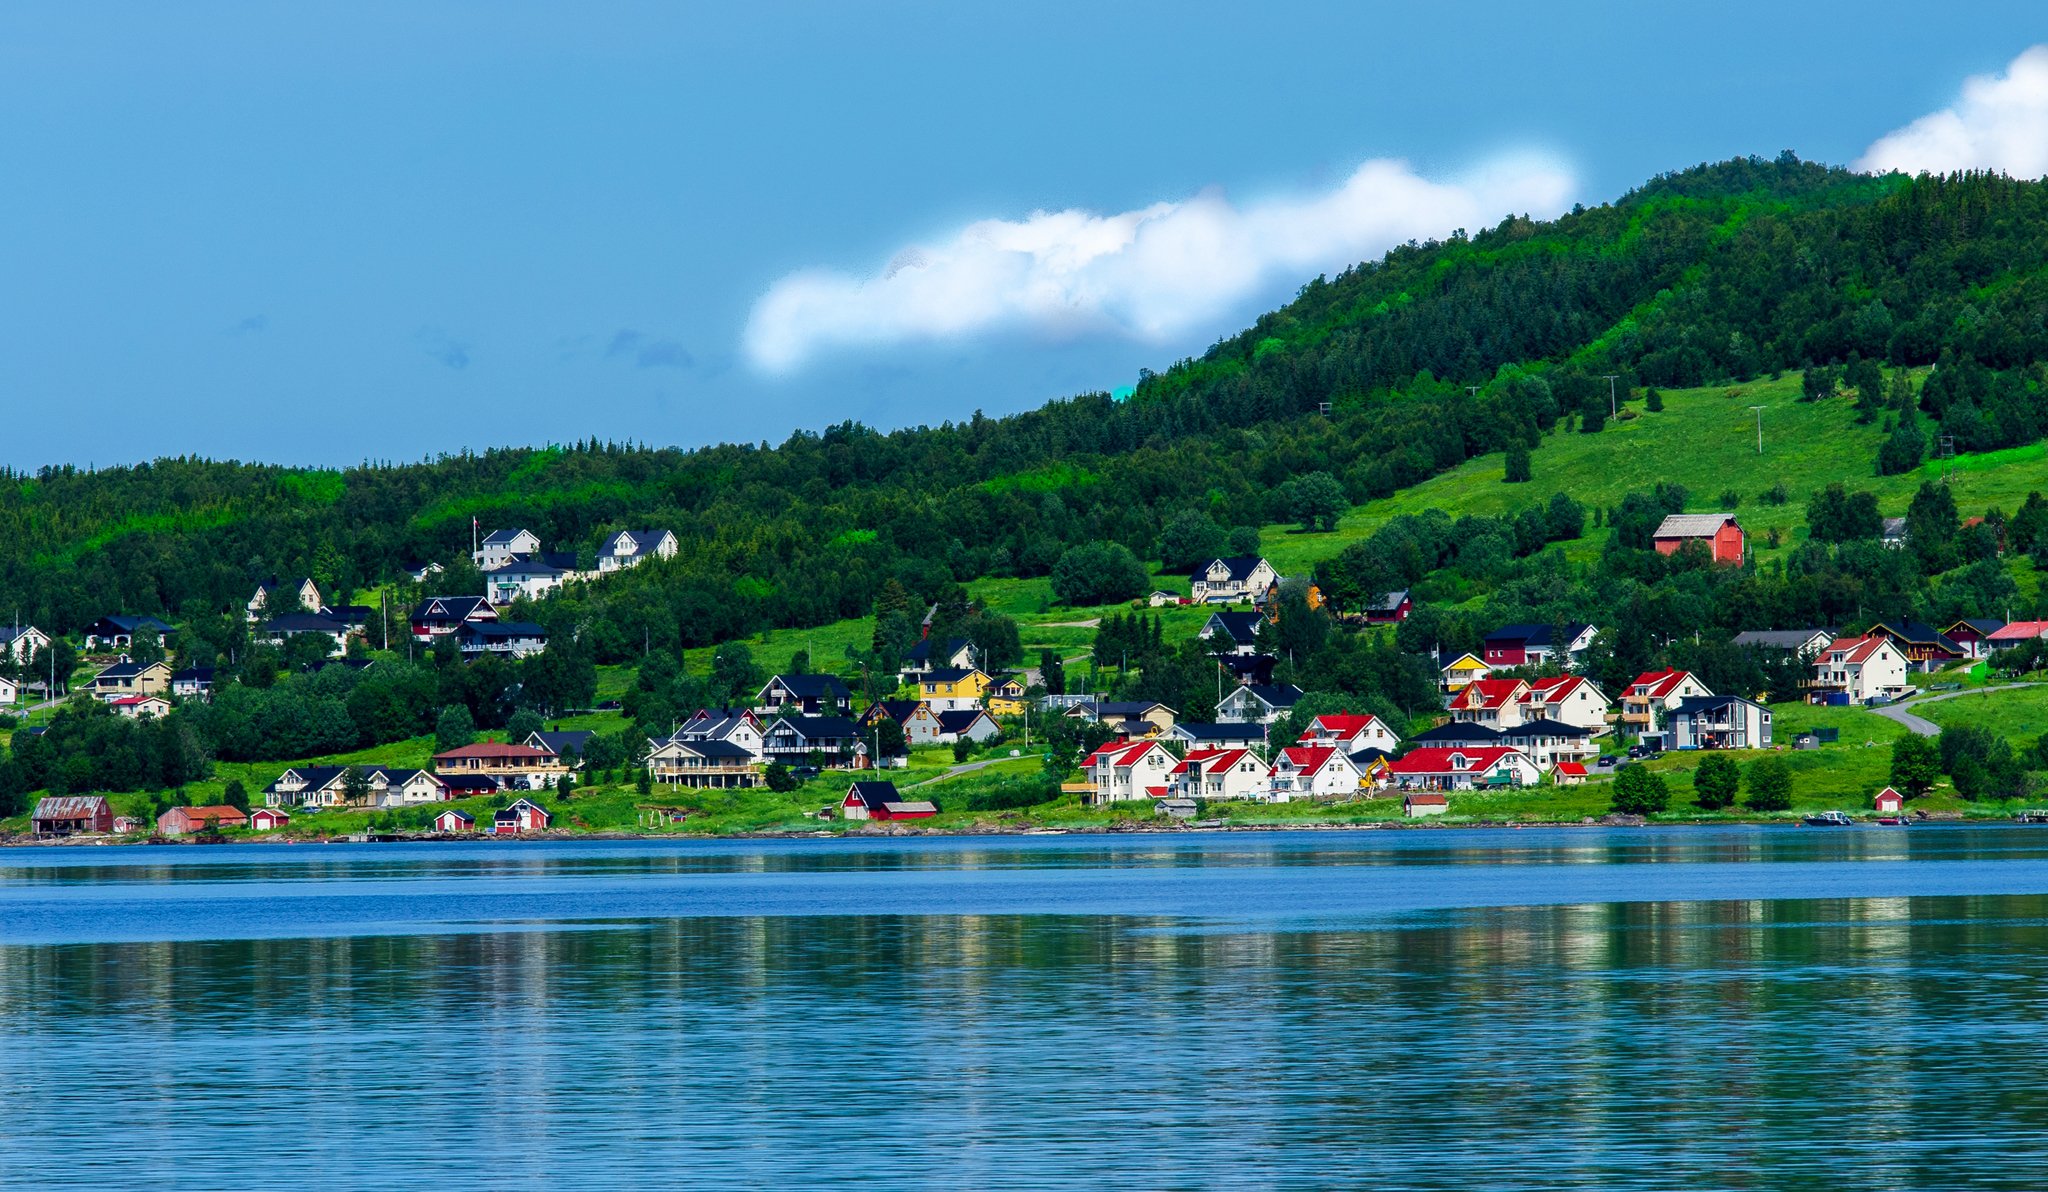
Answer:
[[433, 741, 569, 791], [1652, 514, 1745, 564], [157, 805, 249, 836]]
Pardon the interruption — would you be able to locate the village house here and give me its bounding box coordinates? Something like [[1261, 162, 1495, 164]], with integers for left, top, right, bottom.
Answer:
[[404, 559, 446, 584], [377, 770, 454, 808], [1168, 747, 1270, 802], [1552, 761, 1589, 787], [1880, 517, 1909, 550], [1388, 746, 1542, 792], [985, 675, 1029, 718], [595, 529, 678, 574], [1188, 556, 1279, 604], [259, 612, 356, 651], [1200, 610, 1264, 656], [1212, 652, 1278, 687], [0, 624, 51, 665], [30, 795, 113, 838], [410, 595, 498, 642], [756, 674, 854, 717], [1438, 652, 1493, 694], [900, 636, 975, 683], [1403, 791, 1450, 818], [860, 699, 939, 747], [441, 774, 499, 799], [433, 808, 476, 833], [484, 553, 579, 605], [109, 695, 172, 720], [1265, 745, 1363, 801], [1146, 590, 1185, 608], [1067, 700, 1177, 737], [761, 716, 866, 766], [934, 709, 1001, 744], [645, 738, 763, 788], [83, 615, 175, 652], [1874, 787, 1905, 815], [170, 666, 216, 700], [1868, 621, 1967, 673], [1481, 623, 1598, 669], [249, 808, 291, 831], [1987, 621, 2048, 652], [525, 730, 595, 762], [157, 805, 248, 837], [1447, 678, 1532, 730], [1084, 739, 1176, 802], [674, 709, 767, 760], [1938, 619, 2007, 661], [1216, 683, 1304, 725], [1167, 722, 1271, 750], [90, 660, 172, 702], [458, 620, 549, 658], [432, 742, 569, 789], [1669, 694, 1773, 750], [1408, 719, 1594, 769], [1522, 675, 1613, 734], [1620, 669, 1711, 733], [474, 528, 542, 571], [1652, 513, 1746, 564], [918, 668, 991, 713], [1810, 636, 1910, 705], [264, 765, 412, 808], [1731, 628, 1839, 659], [492, 798, 552, 834], [0, 675, 17, 706], [1296, 712, 1401, 755], [841, 780, 937, 821], [246, 576, 322, 622], [1364, 589, 1413, 624]]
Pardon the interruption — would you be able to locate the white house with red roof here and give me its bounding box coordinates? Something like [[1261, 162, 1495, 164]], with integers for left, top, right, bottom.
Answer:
[[1619, 669, 1710, 732], [1551, 761, 1588, 786], [1085, 739, 1177, 803], [1389, 746, 1542, 792], [1295, 712, 1401, 754], [1810, 636, 1909, 705], [1446, 678, 1530, 730], [1522, 675, 1612, 734], [1265, 745, 1363, 801], [109, 695, 172, 720], [1167, 747, 1270, 802]]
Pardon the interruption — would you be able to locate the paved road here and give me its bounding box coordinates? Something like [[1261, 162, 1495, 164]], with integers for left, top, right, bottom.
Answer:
[[902, 758, 1007, 790], [1869, 683, 2036, 736]]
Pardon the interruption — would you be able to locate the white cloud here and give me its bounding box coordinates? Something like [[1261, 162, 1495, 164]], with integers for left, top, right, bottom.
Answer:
[[1859, 45, 2048, 177], [742, 154, 1577, 373]]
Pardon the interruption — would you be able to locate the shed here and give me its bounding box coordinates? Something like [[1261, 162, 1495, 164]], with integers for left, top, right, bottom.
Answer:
[[1155, 798, 1199, 819], [1874, 787, 1905, 814], [1404, 792, 1450, 818], [434, 808, 477, 833], [842, 781, 938, 821], [492, 798, 552, 834], [157, 805, 249, 837], [1552, 761, 1588, 786], [249, 808, 291, 831], [31, 796, 114, 838]]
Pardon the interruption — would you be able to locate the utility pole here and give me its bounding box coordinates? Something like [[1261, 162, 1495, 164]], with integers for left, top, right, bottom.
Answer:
[[1465, 385, 1482, 399], [1602, 375, 1620, 417], [1748, 405, 1766, 454]]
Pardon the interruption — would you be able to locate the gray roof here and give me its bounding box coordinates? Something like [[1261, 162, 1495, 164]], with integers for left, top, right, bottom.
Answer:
[[1653, 513, 1739, 539], [1732, 629, 1835, 650]]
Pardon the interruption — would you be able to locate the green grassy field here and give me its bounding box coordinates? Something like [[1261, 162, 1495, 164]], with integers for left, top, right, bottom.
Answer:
[[1914, 686, 2048, 746]]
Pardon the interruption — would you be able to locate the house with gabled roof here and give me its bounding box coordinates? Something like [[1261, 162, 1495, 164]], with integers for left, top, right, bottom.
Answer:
[[1200, 610, 1264, 655], [1670, 695, 1773, 750], [1216, 683, 1303, 725], [249, 808, 291, 831], [1189, 556, 1279, 605], [841, 780, 937, 821], [433, 808, 476, 833], [1447, 678, 1531, 730], [493, 797, 552, 834], [1084, 739, 1176, 803], [1404, 791, 1450, 817], [410, 595, 497, 643], [31, 796, 113, 838], [1482, 623, 1596, 669], [1067, 700, 1176, 737], [1937, 619, 2007, 661], [83, 615, 175, 651], [675, 708, 767, 759], [1438, 652, 1492, 694], [1389, 746, 1541, 792], [1265, 745, 1363, 801], [484, 553, 579, 604], [900, 636, 975, 683], [259, 612, 355, 651], [934, 709, 1001, 744], [1296, 712, 1400, 754], [645, 738, 763, 788], [986, 674, 1029, 718], [90, 660, 172, 702], [1168, 722, 1271, 749], [170, 667, 216, 700], [1652, 513, 1746, 564], [756, 673, 854, 716], [433, 742, 568, 789], [1168, 747, 1269, 802], [918, 668, 991, 713], [458, 620, 549, 658], [0, 624, 51, 665], [1364, 589, 1413, 624], [524, 730, 594, 762], [1987, 621, 2048, 650], [109, 694, 172, 720], [1522, 675, 1612, 734], [1810, 636, 1909, 705], [762, 716, 865, 766], [247, 576, 322, 623], [596, 530, 678, 574], [1620, 669, 1710, 732], [1868, 621, 1966, 673], [0, 675, 16, 706], [474, 528, 541, 571], [158, 805, 248, 836], [1732, 628, 1838, 659]]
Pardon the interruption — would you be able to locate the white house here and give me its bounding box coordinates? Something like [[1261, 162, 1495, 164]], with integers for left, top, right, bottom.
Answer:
[[1446, 678, 1531, 730], [1189, 556, 1279, 605], [1621, 669, 1712, 733], [1167, 747, 1269, 802], [596, 530, 679, 574], [484, 555, 576, 604], [474, 528, 541, 570], [1521, 675, 1612, 735], [1295, 712, 1400, 755], [1216, 683, 1303, 725], [1085, 739, 1177, 802], [1388, 746, 1542, 792], [0, 624, 52, 665], [1265, 745, 1363, 801], [1810, 636, 1910, 705], [247, 577, 322, 623], [0, 675, 17, 705]]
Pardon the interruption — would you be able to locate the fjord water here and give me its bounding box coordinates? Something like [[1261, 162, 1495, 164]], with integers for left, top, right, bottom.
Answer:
[[5, 829, 2048, 1188]]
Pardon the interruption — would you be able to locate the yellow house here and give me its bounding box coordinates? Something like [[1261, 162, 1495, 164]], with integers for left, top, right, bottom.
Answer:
[[920, 667, 991, 712], [1438, 652, 1492, 695], [986, 675, 1029, 718]]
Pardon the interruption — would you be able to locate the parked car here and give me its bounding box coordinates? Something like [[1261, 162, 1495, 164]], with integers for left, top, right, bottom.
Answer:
[[790, 765, 822, 780], [1595, 756, 1619, 768]]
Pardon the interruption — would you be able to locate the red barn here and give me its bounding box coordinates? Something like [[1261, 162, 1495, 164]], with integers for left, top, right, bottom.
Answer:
[[491, 798, 552, 834], [841, 781, 937, 821], [158, 805, 249, 836], [1652, 514, 1745, 564], [30, 796, 114, 838], [1364, 589, 1413, 624], [1874, 787, 1904, 814], [434, 808, 477, 833], [249, 808, 291, 831]]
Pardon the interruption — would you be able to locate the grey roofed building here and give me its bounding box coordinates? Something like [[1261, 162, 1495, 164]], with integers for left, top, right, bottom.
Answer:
[[1408, 721, 1504, 746], [527, 730, 595, 759], [1653, 513, 1742, 538], [1168, 722, 1270, 746], [1732, 628, 1837, 655]]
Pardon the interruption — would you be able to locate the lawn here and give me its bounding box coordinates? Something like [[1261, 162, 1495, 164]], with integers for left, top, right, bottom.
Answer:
[[1913, 685, 2048, 747]]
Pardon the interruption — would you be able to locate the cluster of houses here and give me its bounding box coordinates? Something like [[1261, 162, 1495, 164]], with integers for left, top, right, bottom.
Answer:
[[25, 791, 554, 839]]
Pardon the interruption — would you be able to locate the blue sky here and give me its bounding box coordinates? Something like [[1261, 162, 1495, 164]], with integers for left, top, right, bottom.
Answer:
[[3, 3, 2045, 469]]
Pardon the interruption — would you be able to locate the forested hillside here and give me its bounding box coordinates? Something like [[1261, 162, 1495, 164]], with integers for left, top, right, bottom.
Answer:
[[5, 154, 2048, 667]]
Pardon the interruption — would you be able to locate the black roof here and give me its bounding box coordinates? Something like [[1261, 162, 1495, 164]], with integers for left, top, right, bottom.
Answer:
[[265, 613, 350, 633], [1672, 694, 1764, 715], [906, 636, 969, 663], [529, 730, 594, 755], [461, 620, 548, 640], [1411, 722, 1502, 745], [1175, 722, 1269, 742], [441, 773, 499, 792], [89, 614, 175, 635], [935, 709, 993, 732], [413, 596, 493, 621], [847, 781, 899, 805], [863, 700, 922, 724], [1190, 556, 1266, 582], [1237, 684, 1303, 708], [1483, 623, 1590, 647], [1204, 610, 1263, 643], [171, 666, 216, 682], [1499, 717, 1593, 739], [667, 739, 755, 760], [1873, 621, 1963, 651], [762, 674, 852, 700]]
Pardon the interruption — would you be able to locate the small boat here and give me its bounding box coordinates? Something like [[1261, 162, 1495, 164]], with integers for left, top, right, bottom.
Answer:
[[1803, 810, 1855, 827], [1875, 816, 1908, 826]]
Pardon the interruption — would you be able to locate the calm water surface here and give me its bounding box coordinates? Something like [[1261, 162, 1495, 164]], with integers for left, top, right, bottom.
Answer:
[[4, 825, 2048, 1188]]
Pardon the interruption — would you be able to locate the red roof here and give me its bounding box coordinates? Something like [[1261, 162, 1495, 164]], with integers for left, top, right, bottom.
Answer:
[[1301, 713, 1386, 742], [110, 695, 165, 707], [1988, 621, 2048, 643], [1390, 747, 1526, 775], [1276, 745, 1347, 776], [433, 741, 557, 762], [1820, 636, 1890, 664], [1553, 761, 1588, 777], [1089, 740, 1167, 770], [178, 805, 247, 824], [1525, 675, 1590, 702], [1171, 747, 1251, 777], [1628, 669, 1692, 698], [1404, 792, 1449, 805], [1454, 678, 1526, 710]]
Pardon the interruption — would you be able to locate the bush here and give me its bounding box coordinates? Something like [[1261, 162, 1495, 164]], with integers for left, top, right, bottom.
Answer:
[[435, 705, 476, 751], [951, 774, 1060, 812], [1692, 754, 1740, 810], [1610, 764, 1668, 815], [1504, 446, 1532, 484], [1744, 755, 1793, 811], [1050, 542, 1148, 606], [951, 738, 974, 763], [764, 762, 800, 793]]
